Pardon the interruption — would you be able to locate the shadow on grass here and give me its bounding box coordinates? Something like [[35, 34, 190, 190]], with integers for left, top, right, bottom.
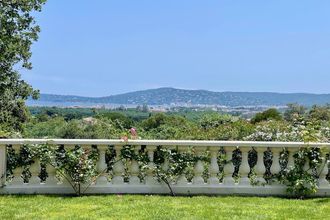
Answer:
[[1, 194, 329, 201], [313, 198, 330, 203]]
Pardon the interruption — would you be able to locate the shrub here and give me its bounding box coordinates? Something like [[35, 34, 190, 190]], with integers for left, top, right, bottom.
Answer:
[[251, 108, 282, 124]]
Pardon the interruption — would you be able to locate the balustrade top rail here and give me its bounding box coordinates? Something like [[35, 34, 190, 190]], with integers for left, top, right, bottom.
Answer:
[[0, 139, 330, 148]]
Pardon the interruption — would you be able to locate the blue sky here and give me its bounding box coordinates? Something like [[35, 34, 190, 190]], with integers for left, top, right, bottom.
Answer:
[[21, 0, 330, 97]]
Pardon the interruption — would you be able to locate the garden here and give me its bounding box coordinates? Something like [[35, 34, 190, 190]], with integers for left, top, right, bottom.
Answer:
[[1, 1, 330, 219]]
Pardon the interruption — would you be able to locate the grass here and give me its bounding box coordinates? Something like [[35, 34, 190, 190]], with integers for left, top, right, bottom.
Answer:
[[0, 195, 329, 220]]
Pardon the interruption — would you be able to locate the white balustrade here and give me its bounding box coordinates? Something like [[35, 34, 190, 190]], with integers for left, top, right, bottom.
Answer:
[[0, 139, 328, 196]]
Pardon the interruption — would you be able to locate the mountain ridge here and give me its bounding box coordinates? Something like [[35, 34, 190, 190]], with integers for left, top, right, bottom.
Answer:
[[29, 87, 330, 107]]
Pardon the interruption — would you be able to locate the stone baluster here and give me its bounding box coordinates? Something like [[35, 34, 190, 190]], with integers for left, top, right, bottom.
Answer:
[[0, 144, 6, 186], [81, 144, 91, 154], [302, 148, 312, 175], [208, 147, 219, 184], [318, 152, 329, 187], [162, 146, 175, 172], [223, 147, 235, 185], [304, 157, 310, 173], [177, 146, 188, 185], [270, 148, 281, 185], [112, 145, 124, 184], [28, 158, 41, 185], [45, 157, 58, 185], [11, 145, 23, 185], [159, 146, 172, 186], [60, 145, 75, 186], [66, 144, 75, 150], [161, 147, 170, 172], [129, 145, 141, 185], [146, 145, 157, 185], [255, 147, 266, 184], [287, 148, 295, 169], [96, 145, 109, 185], [239, 147, 251, 186], [193, 148, 205, 185]]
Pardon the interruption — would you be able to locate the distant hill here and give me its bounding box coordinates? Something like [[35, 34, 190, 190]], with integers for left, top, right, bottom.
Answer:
[[28, 87, 330, 107]]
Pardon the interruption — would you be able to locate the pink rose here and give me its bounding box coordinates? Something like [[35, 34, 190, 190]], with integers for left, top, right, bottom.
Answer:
[[130, 128, 138, 139], [121, 136, 128, 142]]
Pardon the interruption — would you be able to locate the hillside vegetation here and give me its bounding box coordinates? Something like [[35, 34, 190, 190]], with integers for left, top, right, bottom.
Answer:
[[1, 104, 327, 143]]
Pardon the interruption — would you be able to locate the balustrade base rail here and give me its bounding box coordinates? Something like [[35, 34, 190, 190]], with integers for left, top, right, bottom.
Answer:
[[0, 139, 329, 196], [1, 184, 329, 197]]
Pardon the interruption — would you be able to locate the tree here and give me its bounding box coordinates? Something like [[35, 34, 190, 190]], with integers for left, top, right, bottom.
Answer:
[[137, 104, 149, 112], [0, 0, 46, 132], [141, 113, 167, 131], [251, 108, 282, 124], [308, 105, 330, 121], [199, 113, 236, 129], [142, 104, 149, 112], [96, 112, 134, 129], [284, 104, 306, 122]]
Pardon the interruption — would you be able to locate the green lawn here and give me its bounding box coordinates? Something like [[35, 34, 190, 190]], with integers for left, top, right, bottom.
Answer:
[[0, 195, 329, 220]]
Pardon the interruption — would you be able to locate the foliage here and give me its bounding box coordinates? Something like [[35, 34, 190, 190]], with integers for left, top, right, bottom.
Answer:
[[244, 120, 290, 141], [23, 117, 67, 138], [139, 113, 197, 140], [23, 106, 330, 142], [251, 108, 282, 124], [136, 104, 149, 112], [29, 106, 96, 121], [308, 105, 330, 121], [196, 120, 254, 140], [245, 117, 329, 198], [6, 144, 99, 196], [140, 113, 168, 131], [0, 129, 10, 138], [23, 117, 123, 139], [199, 113, 237, 129], [278, 147, 327, 198], [55, 145, 99, 195], [0, 0, 46, 131], [284, 103, 306, 122], [96, 112, 134, 129]]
